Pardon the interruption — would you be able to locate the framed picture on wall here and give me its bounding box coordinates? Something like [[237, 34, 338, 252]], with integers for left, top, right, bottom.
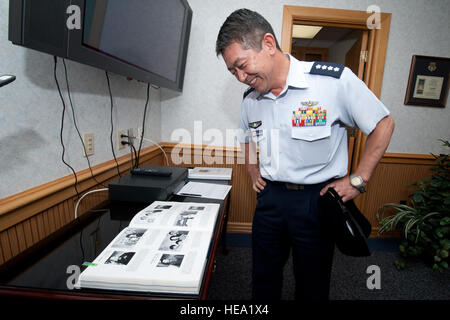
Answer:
[[404, 55, 449, 107]]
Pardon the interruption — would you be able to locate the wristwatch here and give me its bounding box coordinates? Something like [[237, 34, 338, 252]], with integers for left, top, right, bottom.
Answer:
[[349, 174, 367, 193]]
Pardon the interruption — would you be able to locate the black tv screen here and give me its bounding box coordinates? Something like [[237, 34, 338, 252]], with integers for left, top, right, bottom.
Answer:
[[83, 0, 185, 83], [9, 0, 192, 91]]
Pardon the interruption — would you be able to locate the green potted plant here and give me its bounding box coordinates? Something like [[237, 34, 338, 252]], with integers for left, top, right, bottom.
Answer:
[[377, 139, 450, 272]]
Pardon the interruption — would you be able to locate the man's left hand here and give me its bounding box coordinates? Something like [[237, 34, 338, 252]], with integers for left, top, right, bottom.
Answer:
[[320, 177, 361, 203]]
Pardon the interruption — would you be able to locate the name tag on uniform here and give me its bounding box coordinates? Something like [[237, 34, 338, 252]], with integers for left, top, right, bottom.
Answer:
[[251, 129, 263, 137], [292, 101, 326, 127]]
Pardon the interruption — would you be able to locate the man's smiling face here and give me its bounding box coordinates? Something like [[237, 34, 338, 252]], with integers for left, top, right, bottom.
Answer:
[[222, 41, 273, 94]]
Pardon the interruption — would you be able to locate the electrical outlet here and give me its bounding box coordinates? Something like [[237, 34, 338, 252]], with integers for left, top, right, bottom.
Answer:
[[82, 132, 94, 156], [127, 128, 136, 146], [118, 129, 127, 150]]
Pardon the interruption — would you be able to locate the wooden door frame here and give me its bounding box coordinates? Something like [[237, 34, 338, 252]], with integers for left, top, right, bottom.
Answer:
[[281, 5, 391, 208]]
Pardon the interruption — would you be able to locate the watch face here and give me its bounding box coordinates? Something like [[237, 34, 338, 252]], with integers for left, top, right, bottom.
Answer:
[[351, 175, 362, 186]]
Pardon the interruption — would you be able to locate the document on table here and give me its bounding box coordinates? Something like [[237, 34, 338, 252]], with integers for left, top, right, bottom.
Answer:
[[188, 167, 232, 180], [176, 182, 232, 200]]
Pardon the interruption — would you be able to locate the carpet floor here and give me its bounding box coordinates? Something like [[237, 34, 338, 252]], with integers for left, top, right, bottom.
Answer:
[[207, 245, 450, 300]]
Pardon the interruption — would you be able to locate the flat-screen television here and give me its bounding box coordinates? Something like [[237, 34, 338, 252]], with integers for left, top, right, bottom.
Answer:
[[8, 0, 192, 91]]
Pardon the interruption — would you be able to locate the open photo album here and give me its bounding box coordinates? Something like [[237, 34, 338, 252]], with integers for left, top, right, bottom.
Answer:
[[76, 201, 221, 294]]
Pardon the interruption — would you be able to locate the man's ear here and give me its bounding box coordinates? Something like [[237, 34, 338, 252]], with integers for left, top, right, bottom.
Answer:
[[261, 33, 277, 54]]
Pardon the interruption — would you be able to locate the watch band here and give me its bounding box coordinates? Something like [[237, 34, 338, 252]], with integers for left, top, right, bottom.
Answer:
[[356, 184, 367, 193], [349, 174, 367, 193]]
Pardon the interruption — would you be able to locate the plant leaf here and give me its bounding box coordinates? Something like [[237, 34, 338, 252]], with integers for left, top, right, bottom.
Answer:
[[413, 193, 424, 203], [440, 217, 450, 226]]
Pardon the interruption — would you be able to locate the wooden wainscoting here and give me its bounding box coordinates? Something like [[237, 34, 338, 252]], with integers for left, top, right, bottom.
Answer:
[[0, 142, 438, 266], [160, 144, 438, 237], [355, 153, 437, 237], [160, 143, 256, 234]]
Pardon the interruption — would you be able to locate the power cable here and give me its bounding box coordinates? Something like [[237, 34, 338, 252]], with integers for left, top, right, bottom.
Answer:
[[136, 83, 150, 168], [62, 59, 108, 188], [105, 71, 121, 177], [53, 56, 80, 199]]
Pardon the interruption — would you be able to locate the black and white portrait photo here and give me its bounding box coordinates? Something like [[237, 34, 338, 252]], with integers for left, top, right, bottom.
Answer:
[[105, 251, 135, 265], [155, 205, 172, 210], [112, 228, 146, 248], [138, 209, 163, 223], [159, 230, 189, 251], [157, 254, 184, 268], [175, 210, 198, 227], [188, 206, 205, 211]]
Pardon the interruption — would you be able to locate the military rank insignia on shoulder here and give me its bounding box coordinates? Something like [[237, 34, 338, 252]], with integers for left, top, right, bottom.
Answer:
[[310, 62, 344, 79]]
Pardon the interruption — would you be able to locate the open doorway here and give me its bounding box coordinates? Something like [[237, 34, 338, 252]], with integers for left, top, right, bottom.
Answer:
[[281, 5, 391, 210], [291, 25, 368, 82], [291, 25, 369, 173]]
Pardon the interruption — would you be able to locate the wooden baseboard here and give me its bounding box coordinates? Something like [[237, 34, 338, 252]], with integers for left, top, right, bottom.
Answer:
[[227, 222, 252, 234]]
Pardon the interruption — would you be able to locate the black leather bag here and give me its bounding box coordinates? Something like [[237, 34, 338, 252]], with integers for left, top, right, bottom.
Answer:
[[318, 187, 372, 257]]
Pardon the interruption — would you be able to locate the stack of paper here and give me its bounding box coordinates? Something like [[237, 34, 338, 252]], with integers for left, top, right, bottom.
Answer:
[[188, 167, 232, 180], [177, 181, 232, 200]]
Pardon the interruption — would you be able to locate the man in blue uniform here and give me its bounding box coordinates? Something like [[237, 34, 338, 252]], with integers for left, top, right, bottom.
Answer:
[[216, 9, 395, 300]]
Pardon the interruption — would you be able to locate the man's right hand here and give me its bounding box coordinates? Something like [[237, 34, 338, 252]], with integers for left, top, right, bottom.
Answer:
[[248, 164, 266, 193]]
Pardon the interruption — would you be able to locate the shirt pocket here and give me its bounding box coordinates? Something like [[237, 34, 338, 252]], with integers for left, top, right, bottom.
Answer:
[[291, 126, 331, 166]]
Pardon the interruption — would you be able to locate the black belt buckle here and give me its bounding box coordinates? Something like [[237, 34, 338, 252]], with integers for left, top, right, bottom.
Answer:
[[285, 182, 305, 190]]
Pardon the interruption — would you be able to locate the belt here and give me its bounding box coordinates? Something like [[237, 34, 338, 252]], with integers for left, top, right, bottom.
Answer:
[[264, 178, 334, 190]]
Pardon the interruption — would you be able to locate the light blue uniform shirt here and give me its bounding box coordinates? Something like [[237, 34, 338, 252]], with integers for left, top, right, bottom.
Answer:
[[239, 55, 390, 184]]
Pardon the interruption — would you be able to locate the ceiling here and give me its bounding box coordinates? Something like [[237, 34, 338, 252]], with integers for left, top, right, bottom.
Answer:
[[292, 25, 361, 48]]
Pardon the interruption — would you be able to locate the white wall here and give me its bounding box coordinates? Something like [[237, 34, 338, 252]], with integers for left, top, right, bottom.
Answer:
[[161, 0, 450, 155], [0, 1, 161, 199]]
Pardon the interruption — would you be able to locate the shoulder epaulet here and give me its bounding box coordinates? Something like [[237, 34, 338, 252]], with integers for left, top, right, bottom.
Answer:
[[243, 87, 255, 99], [310, 62, 344, 79]]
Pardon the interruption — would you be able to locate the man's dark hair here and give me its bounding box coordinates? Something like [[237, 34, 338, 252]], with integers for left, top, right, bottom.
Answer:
[[216, 9, 281, 56]]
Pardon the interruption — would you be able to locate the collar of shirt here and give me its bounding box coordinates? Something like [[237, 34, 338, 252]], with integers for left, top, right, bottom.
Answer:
[[258, 54, 310, 100]]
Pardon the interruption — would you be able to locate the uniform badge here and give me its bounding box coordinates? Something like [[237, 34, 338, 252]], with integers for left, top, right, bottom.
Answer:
[[249, 121, 262, 129], [292, 102, 326, 127], [301, 100, 319, 107]]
